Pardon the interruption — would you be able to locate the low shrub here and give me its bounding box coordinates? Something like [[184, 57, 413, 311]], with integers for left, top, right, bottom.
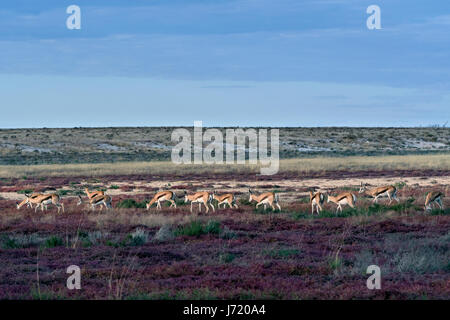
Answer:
[[43, 236, 64, 248], [116, 199, 147, 209], [175, 221, 204, 237], [175, 220, 221, 237], [153, 225, 174, 242], [1, 236, 21, 249], [219, 253, 236, 263], [57, 189, 70, 196], [17, 189, 33, 194], [127, 228, 148, 246], [204, 220, 221, 234], [264, 248, 300, 259]]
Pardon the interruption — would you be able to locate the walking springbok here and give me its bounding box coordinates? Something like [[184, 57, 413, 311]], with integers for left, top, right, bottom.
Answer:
[[309, 190, 325, 215], [84, 187, 105, 200], [359, 182, 399, 204], [78, 194, 112, 211], [212, 191, 239, 209], [17, 193, 65, 213], [184, 191, 215, 213], [248, 189, 281, 211], [424, 191, 444, 212], [146, 191, 177, 210], [327, 192, 356, 214]]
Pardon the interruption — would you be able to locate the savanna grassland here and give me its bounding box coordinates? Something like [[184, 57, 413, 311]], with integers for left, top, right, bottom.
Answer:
[[0, 127, 449, 300], [0, 167, 449, 300]]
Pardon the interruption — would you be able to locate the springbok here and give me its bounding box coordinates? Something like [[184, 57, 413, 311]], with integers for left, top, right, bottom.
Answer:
[[146, 191, 177, 210], [424, 191, 444, 211], [359, 182, 399, 204], [327, 192, 356, 214], [309, 190, 325, 215], [78, 194, 112, 211], [16, 193, 42, 210], [212, 192, 239, 209], [17, 193, 65, 213], [248, 189, 281, 211], [184, 191, 215, 213], [84, 187, 105, 200]]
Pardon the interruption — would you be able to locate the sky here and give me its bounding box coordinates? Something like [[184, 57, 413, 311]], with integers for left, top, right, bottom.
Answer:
[[0, 0, 449, 128]]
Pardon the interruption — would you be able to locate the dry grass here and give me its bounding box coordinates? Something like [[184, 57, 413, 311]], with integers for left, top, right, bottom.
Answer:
[[280, 154, 450, 172], [87, 210, 197, 228], [0, 154, 448, 178]]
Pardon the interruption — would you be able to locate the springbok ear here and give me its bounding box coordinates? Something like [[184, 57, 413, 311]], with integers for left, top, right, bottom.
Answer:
[[25, 193, 30, 197]]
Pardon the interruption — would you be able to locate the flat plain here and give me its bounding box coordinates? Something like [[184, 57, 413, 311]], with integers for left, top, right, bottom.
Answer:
[[0, 127, 449, 299], [0, 167, 449, 299]]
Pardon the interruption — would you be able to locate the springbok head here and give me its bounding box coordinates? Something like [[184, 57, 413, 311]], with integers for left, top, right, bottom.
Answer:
[[358, 182, 367, 193], [248, 189, 253, 202]]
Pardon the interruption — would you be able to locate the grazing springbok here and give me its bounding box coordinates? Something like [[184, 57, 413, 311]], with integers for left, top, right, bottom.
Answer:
[[424, 191, 444, 212], [212, 192, 239, 209], [84, 187, 105, 200], [327, 192, 356, 214], [359, 182, 399, 204], [17, 193, 65, 213], [78, 194, 112, 211], [309, 190, 325, 215], [16, 193, 42, 209], [248, 189, 281, 211], [146, 191, 177, 210], [184, 191, 215, 213]]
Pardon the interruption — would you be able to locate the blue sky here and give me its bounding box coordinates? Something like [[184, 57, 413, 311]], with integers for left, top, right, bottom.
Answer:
[[0, 0, 449, 127]]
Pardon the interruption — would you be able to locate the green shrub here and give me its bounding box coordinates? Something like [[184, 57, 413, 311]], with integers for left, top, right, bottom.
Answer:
[[116, 199, 147, 209], [43, 236, 64, 248], [1, 236, 21, 249], [175, 220, 221, 237], [265, 248, 300, 259], [430, 208, 450, 216], [175, 221, 205, 237], [106, 240, 119, 248], [219, 253, 236, 263], [57, 189, 70, 196], [238, 198, 252, 206], [109, 185, 120, 189], [390, 197, 418, 212], [394, 181, 407, 189], [17, 189, 33, 194], [204, 220, 221, 234]]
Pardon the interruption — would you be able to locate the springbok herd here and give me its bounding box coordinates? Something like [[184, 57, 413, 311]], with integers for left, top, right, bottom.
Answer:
[[15, 183, 445, 214]]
